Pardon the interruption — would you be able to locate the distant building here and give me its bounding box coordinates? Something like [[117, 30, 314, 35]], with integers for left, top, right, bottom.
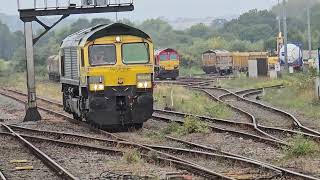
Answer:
[[302, 50, 318, 60]]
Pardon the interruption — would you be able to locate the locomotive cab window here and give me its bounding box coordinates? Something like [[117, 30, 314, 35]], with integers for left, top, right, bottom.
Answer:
[[160, 54, 167, 61], [122, 43, 150, 64], [170, 54, 178, 60], [89, 44, 116, 66]]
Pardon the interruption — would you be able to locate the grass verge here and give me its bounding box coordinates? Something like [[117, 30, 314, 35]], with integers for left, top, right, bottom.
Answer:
[[221, 72, 320, 119], [284, 135, 319, 158], [163, 116, 209, 136], [179, 65, 204, 77], [123, 149, 142, 164], [154, 85, 231, 119], [0, 72, 61, 100]]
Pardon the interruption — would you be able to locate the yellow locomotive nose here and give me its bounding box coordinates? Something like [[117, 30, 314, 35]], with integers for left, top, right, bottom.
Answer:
[[118, 78, 124, 85]]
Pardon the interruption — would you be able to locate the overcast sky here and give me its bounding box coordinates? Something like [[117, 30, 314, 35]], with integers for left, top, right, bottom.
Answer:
[[2, 0, 278, 20]]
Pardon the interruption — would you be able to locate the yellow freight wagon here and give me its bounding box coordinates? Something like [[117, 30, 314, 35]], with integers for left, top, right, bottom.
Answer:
[[232, 52, 250, 72]]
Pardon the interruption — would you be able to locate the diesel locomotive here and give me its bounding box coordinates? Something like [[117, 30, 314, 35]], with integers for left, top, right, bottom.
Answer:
[[59, 23, 154, 129], [154, 48, 180, 80]]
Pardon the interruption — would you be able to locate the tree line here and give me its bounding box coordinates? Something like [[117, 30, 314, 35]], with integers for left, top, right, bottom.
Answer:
[[0, 0, 320, 74]]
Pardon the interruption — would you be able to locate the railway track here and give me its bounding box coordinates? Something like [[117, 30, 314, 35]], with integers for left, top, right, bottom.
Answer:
[[0, 89, 236, 179], [147, 114, 320, 180], [1, 88, 320, 179], [193, 86, 320, 142], [0, 171, 6, 180], [5, 125, 210, 179], [0, 125, 76, 180], [218, 87, 320, 136], [154, 109, 320, 143], [8, 124, 314, 180]]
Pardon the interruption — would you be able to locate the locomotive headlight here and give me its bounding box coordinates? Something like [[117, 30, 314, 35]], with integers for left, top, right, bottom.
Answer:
[[89, 76, 105, 91], [137, 74, 152, 89], [90, 83, 105, 91], [115, 36, 121, 42]]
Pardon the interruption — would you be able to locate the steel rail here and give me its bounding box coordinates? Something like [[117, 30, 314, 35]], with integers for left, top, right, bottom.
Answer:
[[8, 125, 285, 180], [234, 84, 283, 95], [219, 87, 320, 136], [0, 88, 288, 145], [2, 89, 319, 180], [5, 88, 320, 141], [3, 87, 320, 141], [4, 125, 320, 180], [0, 171, 6, 180], [146, 145, 282, 179], [0, 90, 233, 179], [197, 86, 320, 139], [195, 87, 286, 143], [13, 127, 234, 180], [152, 113, 287, 146], [242, 90, 263, 98], [154, 109, 320, 142], [1, 124, 78, 180], [163, 135, 320, 180]]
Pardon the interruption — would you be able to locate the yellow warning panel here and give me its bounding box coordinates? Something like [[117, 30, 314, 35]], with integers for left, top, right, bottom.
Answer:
[[15, 166, 33, 171], [10, 160, 28, 163]]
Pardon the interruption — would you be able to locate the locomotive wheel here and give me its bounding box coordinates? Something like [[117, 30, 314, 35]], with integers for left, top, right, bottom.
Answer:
[[73, 113, 82, 121], [133, 123, 143, 129]]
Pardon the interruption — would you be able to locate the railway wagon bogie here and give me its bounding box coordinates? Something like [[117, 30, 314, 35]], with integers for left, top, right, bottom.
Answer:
[[60, 23, 154, 129], [47, 55, 60, 82]]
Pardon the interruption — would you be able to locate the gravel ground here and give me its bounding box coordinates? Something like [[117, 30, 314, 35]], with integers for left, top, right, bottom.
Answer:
[[205, 89, 252, 123], [222, 95, 294, 128], [248, 93, 320, 133], [172, 153, 278, 179], [0, 95, 24, 124], [29, 140, 176, 179], [278, 156, 320, 178], [153, 111, 265, 138], [203, 88, 229, 97], [0, 89, 66, 116], [0, 134, 60, 180], [1, 88, 319, 179], [116, 121, 280, 179], [181, 132, 283, 163]]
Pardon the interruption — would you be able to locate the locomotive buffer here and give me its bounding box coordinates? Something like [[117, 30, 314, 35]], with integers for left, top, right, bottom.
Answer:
[[17, 0, 134, 122]]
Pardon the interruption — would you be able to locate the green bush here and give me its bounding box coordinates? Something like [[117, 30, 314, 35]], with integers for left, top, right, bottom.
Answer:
[[123, 149, 142, 164], [154, 85, 231, 119], [285, 136, 318, 157], [183, 116, 210, 134], [162, 116, 209, 136], [162, 122, 182, 135]]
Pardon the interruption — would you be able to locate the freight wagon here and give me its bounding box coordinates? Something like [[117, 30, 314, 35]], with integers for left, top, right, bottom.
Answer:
[[202, 50, 268, 75]]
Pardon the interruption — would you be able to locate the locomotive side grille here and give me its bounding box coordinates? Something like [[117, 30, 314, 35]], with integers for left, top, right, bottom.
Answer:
[[71, 48, 78, 80], [63, 47, 79, 80]]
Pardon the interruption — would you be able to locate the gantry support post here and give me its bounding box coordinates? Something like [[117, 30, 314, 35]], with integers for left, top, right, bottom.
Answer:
[[23, 21, 41, 122]]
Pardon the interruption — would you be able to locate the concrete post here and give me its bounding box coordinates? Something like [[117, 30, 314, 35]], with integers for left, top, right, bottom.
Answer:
[[23, 22, 41, 122], [283, 0, 289, 71], [307, 1, 312, 59]]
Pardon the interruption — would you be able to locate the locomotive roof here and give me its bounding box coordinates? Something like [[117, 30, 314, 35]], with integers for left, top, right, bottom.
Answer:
[[202, 49, 230, 54], [61, 23, 151, 48]]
